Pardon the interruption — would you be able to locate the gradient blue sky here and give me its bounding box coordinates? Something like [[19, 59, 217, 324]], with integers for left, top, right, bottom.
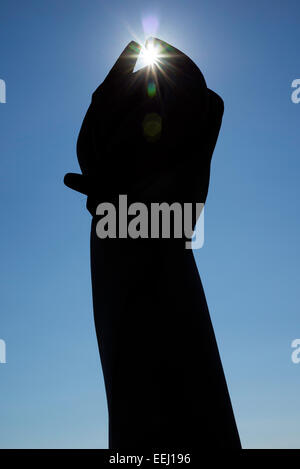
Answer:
[[0, 0, 300, 449]]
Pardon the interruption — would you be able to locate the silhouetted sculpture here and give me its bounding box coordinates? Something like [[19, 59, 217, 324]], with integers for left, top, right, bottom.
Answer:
[[64, 38, 241, 449]]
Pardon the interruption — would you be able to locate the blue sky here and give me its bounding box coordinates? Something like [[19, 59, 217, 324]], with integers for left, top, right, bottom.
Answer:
[[0, 0, 300, 449]]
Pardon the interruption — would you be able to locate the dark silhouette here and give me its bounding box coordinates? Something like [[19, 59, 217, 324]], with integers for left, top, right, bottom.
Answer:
[[64, 38, 241, 449]]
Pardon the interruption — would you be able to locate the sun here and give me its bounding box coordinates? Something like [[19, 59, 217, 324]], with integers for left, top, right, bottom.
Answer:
[[140, 41, 160, 67]]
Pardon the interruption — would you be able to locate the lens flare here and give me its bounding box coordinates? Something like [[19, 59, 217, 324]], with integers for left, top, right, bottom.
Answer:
[[142, 15, 159, 37], [143, 113, 162, 142], [147, 80, 156, 98]]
